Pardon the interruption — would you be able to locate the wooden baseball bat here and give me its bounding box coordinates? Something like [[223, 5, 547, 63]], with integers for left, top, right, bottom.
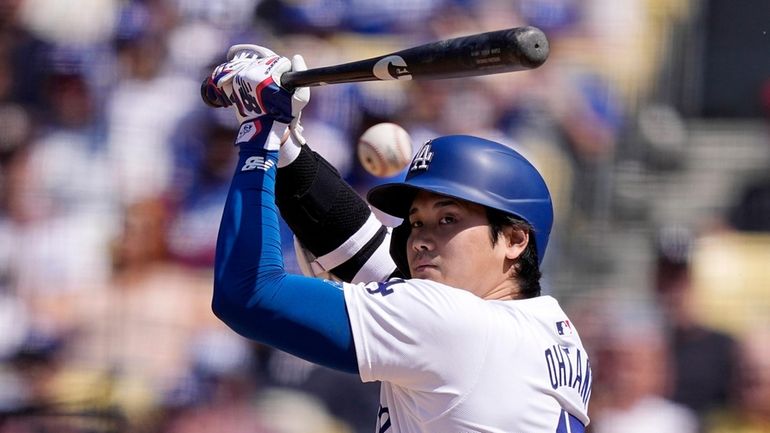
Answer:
[[280, 26, 549, 90], [200, 27, 548, 107]]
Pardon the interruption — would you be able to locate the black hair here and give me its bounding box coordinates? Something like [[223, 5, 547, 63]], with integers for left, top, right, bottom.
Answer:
[[485, 208, 542, 298]]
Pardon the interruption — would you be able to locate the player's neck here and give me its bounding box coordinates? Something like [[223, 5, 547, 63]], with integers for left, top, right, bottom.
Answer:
[[482, 278, 522, 301]]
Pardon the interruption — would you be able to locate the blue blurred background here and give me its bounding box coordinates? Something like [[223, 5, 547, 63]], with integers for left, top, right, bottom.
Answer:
[[0, 0, 768, 432]]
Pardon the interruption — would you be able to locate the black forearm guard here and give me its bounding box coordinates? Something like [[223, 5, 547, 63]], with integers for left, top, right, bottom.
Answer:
[[276, 145, 371, 255], [276, 145, 392, 281]]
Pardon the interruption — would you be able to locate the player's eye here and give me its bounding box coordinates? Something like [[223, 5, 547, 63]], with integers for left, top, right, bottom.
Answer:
[[439, 215, 456, 225], [409, 220, 423, 228]]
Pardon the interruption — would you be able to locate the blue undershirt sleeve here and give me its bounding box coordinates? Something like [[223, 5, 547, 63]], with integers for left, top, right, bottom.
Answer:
[[211, 120, 358, 374]]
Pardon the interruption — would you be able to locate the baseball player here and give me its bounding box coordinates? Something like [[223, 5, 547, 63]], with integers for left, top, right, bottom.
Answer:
[[206, 45, 592, 433]]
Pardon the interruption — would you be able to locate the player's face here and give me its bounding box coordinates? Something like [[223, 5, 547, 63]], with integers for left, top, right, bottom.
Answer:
[[406, 191, 525, 300]]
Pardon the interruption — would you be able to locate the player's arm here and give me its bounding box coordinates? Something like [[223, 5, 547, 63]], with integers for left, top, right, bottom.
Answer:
[[276, 141, 399, 283], [206, 47, 357, 373], [267, 52, 397, 283]]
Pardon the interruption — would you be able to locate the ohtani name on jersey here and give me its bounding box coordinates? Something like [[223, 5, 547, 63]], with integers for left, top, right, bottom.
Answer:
[[544, 345, 592, 406]]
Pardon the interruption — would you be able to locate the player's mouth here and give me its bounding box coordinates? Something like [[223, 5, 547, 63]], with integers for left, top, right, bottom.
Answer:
[[411, 260, 438, 275]]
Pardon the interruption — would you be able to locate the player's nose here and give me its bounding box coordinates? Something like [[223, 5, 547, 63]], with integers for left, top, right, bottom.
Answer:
[[409, 229, 435, 252]]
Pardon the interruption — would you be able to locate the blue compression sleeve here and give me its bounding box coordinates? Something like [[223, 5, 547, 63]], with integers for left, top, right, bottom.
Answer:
[[212, 120, 358, 373]]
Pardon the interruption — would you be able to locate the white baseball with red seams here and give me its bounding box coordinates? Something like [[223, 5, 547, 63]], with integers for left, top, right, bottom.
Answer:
[[357, 123, 413, 177]]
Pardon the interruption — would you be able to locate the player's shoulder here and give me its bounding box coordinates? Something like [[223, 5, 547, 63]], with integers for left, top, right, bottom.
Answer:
[[501, 295, 589, 344], [355, 277, 481, 301], [505, 294, 561, 311], [344, 277, 488, 323], [497, 295, 571, 323]]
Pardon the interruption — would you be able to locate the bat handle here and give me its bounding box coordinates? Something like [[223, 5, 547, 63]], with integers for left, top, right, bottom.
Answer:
[[279, 72, 297, 93], [280, 70, 322, 91], [201, 72, 307, 108]]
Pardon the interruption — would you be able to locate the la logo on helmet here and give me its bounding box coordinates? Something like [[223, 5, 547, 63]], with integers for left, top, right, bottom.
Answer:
[[411, 141, 434, 171]]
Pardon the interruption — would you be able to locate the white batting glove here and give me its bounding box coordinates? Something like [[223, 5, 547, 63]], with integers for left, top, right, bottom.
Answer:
[[279, 54, 310, 167], [201, 45, 279, 110], [204, 45, 310, 150], [224, 45, 310, 134]]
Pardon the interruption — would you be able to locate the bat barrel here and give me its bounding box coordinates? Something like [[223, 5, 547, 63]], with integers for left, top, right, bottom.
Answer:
[[280, 26, 549, 89], [411, 25, 549, 80]]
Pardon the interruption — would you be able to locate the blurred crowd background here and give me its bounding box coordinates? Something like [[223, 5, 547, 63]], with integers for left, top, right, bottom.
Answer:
[[0, 0, 768, 432]]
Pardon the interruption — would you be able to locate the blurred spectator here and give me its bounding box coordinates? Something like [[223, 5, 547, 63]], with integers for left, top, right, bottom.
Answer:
[[0, 70, 32, 290], [17, 0, 118, 45], [161, 329, 271, 433], [166, 110, 238, 267], [174, 0, 260, 31], [705, 326, 770, 433], [251, 348, 380, 433], [654, 226, 738, 421], [516, 0, 582, 36], [64, 198, 229, 387], [9, 46, 118, 292], [252, 387, 354, 433], [40, 198, 247, 431], [533, 63, 623, 227], [688, 231, 770, 341], [163, 400, 274, 433], [255, 0, 452, 35], [0, 334, 77, 432], [107, 6, 201, 206], [590, 302, 698, 433]]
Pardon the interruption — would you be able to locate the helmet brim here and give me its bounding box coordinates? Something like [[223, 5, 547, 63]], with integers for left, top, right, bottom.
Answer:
[[367, 183, 418, 218], [368, 177, 535, 220]]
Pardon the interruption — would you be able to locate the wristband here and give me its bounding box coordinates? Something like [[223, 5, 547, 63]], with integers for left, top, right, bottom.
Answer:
[[236, 118, 284, 151]]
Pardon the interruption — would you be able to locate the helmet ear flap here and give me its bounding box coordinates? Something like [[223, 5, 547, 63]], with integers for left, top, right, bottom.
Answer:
[[389, 220, 411, 278]]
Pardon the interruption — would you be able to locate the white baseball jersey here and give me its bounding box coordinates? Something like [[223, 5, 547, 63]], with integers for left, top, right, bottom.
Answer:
[[343, 278, 592, 433]]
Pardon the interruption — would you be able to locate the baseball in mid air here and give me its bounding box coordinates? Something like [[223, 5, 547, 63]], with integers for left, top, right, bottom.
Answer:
[[357, 122, 413, 178]]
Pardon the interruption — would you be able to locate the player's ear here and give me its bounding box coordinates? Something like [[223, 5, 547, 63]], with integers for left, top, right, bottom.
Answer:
[[502, 226, 529, 260]]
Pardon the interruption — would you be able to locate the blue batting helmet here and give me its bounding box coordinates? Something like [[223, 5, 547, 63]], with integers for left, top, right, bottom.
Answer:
[[367, 135, 553, 265]]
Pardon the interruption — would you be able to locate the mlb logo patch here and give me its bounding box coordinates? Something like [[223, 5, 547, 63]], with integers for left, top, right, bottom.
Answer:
[[236, 120, 261, 144], [556, 320, 573, 336]]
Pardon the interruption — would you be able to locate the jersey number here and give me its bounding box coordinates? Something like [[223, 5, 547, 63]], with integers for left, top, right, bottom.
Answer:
[[377, 405, 391, 433], [366, 279, 403, 297]]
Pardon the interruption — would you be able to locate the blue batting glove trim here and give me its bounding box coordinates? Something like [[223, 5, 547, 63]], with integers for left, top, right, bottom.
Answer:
[[257, 79, 294, 124]]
